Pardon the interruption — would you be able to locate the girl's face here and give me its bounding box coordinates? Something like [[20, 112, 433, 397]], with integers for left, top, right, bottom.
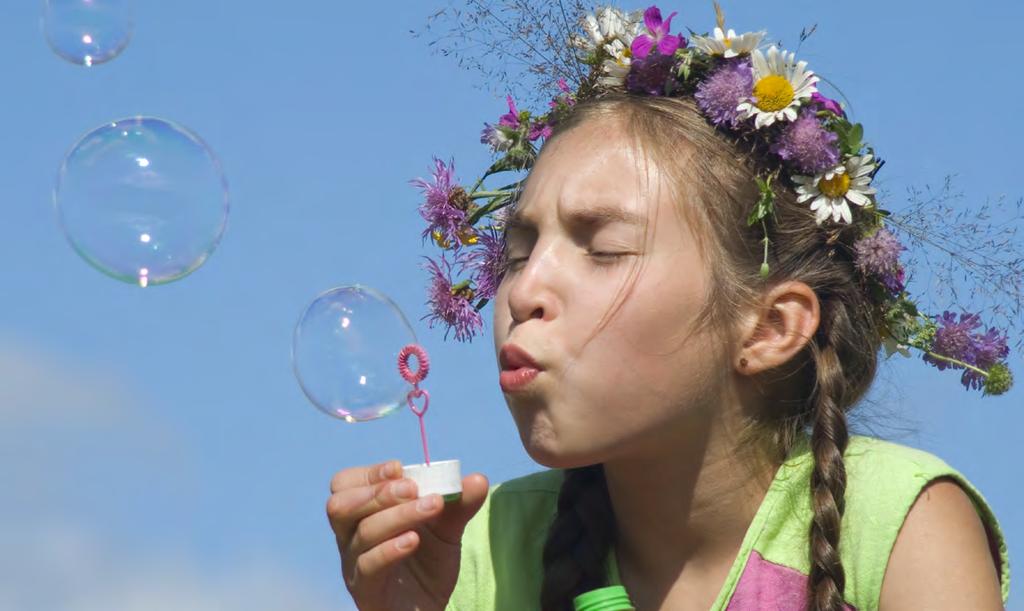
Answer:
[[492, 120, 731, 468]]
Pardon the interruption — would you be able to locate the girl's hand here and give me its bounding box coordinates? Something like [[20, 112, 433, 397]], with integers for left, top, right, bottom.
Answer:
[[326, 460, 489, 611]]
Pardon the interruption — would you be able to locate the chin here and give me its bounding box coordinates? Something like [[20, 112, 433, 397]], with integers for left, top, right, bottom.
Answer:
[[506, 396, 608, 470], [519, 425, 604, 471]]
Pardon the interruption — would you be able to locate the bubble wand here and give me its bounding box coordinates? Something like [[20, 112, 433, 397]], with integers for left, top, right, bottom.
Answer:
[[397, 344, 432, 465], [396, 342, 463, 502]]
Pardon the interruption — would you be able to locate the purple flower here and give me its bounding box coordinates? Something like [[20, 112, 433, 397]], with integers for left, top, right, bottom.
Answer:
[[409, 157, 470, 248], [925, 311, 982, 370], [809, 92, 845, 118], [923, 311, 1011, 391], [498, 95, 522, 129], [528, 119, 553, 141], [423, 255, 484, 342], [625, 51, 677, 96], [853, 228, 906, 294], [630, 6, 685, 60], [965, 327, 1010, 390], [694, 58, 754, 129], [770, 109, 841, 175], [457, 226, 506, 301]]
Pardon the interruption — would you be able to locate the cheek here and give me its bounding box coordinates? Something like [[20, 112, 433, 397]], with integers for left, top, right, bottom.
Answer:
[[491, 285, 512, 344], [586, 260, 713, 391]]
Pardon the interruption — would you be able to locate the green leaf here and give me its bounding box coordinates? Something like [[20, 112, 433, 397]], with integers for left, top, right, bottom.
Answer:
[[467, 194, 511, 225], [481, 147, 536, 179], [746, 176, 776, 226], [850, 123, 863, 145]]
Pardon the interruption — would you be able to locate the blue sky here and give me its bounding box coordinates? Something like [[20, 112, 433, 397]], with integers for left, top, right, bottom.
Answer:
[[1, 1, 1021, 608]]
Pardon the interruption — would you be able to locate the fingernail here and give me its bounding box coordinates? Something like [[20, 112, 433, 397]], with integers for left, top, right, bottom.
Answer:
[[395, 532, 415, 550], [392, 480, 414, 499], [379, 462, 393, 480], [417, 494, 438, 513]]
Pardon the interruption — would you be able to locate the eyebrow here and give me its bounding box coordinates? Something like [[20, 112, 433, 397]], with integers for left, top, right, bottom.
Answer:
[[506, 204, 645, 232]]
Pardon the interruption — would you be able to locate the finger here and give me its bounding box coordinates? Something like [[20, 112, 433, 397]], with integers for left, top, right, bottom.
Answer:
[[348, 492, 445, 557], [330, 459, 401, 494], [353, 529, 421, 583], [327, 476, 421, 545], [420, 473, 490, 546]]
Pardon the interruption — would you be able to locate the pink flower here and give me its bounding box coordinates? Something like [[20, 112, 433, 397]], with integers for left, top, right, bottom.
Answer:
[[528, 120, 553, 141], [410, 157, 468, 248], [809, 92, 846, 118], [630, 6, 685, 60], [548, 78, 576, 110], [498, 95, 522, 129], [423, 255, 484, 342]]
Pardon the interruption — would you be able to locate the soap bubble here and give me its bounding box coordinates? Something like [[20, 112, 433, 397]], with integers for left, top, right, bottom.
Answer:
[[43, 0, 133, 67], [292, 286, 420, 423], [54, 117, 229, 287]]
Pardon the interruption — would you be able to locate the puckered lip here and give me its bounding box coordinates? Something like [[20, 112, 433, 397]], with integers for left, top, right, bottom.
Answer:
[[499, 343, 543, 371]]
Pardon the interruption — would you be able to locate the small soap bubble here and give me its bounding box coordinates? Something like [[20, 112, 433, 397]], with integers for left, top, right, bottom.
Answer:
[[54, 117, 229, 287], [292, 286, 419, 423], [43, 0, 133, 67]]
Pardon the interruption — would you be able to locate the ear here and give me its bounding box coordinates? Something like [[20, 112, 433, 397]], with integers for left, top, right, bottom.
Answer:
[[734, 281, 820, 375]]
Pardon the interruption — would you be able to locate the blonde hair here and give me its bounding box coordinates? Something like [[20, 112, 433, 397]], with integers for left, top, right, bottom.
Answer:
[[536, 93, 881, 611]]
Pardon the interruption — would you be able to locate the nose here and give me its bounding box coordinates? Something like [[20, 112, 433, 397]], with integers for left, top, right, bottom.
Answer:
[[506, 243, 562, 325]]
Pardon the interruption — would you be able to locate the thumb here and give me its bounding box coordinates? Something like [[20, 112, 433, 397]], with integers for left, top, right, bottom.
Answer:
[[426, 472, 490, 544]]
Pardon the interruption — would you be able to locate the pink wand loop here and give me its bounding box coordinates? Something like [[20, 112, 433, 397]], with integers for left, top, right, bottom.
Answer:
[[398, 344, 432, 466]]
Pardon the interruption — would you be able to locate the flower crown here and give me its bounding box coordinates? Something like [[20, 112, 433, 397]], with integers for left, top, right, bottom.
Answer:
[[410, 3, 1014, 396]]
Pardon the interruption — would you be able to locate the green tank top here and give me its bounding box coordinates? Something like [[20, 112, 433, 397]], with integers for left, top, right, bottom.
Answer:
[[446, 433, 1010, 610]]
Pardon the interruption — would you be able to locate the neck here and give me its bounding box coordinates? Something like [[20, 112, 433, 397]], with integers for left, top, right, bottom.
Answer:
[[602, 408, 779, 606]]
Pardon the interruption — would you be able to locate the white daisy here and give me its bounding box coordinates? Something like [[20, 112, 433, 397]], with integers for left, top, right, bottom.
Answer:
[[735, 46, 819, 129], [690, 27, 765, 58], [598, 39, 632, 88], [792, 154, 878, 225], [570, 6, 643, 54]]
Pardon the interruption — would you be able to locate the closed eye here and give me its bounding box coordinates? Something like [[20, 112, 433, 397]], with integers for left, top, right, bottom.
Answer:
[[588, 251, 634, 266], [504, 256, 528, 272]]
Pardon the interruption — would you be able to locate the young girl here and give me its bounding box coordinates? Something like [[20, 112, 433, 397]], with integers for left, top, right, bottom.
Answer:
[[326, 7, 1011, 611]]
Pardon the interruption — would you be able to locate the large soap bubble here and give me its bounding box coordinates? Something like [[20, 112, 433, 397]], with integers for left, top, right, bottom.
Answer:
[[292, 285, 420, 423], [43, 0, 133, 67], [54, 117, 229, 287]]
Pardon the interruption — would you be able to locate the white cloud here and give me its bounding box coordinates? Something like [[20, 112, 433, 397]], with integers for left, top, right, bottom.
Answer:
[[0, 521, 351, 611], [0, 337, 136, 428], [0, 336, 355, 611]]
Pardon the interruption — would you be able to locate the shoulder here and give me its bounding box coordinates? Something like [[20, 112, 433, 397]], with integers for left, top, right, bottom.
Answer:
[[879, 477, 1005, 610], [840, 436, 1010, 608], [752, 435, 1010, 609], [842, 433, 953, 476]]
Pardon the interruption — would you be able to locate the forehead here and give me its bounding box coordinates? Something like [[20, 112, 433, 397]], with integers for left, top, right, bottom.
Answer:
[[511, 124, 664, 225]]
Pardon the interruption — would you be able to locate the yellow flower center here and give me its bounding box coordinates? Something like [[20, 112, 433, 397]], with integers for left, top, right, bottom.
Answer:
[[432, 230, 452, 249], [724, 38, 732, 48], [458, 227, 479, 246], [753, 75, 795, 112], [451, 285, 475, 301], [818, 172, 851, 199]]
